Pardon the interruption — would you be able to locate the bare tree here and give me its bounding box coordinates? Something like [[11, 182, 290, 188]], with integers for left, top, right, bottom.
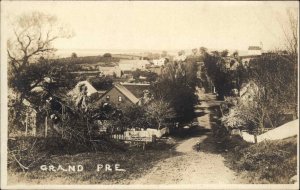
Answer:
[[281, 8, 298, 117], [7, 11, 73, 101], [145, 99, 176, 130], [282, 9, 298, 62]]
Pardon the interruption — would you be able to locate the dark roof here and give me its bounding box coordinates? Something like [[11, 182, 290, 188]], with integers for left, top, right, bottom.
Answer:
[[240, 55, 261, 59], [99, 83, 139, 104], [248, 46, 262, 50], [114, 84, 139, 104], [121, 83, 150, 98]]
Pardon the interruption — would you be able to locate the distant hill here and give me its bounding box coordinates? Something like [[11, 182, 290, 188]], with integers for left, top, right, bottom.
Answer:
[[54, 55, 119, 65]]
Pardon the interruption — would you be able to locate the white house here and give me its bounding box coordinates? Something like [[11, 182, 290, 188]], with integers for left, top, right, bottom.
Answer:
[[248, 46, 262, 56], [99, 65, 121, 78], [118, 60, 149, 71], [174, 55, 187, 62], [152, 58, 167, 66]]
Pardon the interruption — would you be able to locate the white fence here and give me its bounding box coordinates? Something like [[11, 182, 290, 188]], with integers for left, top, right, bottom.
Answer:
[[239, 119, 299, 143], [110, 127, 170, 142]]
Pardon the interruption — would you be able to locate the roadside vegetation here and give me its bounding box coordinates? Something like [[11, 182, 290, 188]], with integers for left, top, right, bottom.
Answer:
[[8, 136, 179, 184], [221, 136, 297, 184]]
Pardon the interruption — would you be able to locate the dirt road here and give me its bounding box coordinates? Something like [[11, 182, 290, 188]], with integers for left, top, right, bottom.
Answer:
[[131, 90, 242, 184]]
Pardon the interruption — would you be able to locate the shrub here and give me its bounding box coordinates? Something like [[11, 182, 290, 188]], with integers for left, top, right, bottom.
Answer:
[[225, 136, 297, 183]]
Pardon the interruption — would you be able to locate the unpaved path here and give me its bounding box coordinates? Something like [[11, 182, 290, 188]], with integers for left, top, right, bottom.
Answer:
[[131, 90, 242, 184]]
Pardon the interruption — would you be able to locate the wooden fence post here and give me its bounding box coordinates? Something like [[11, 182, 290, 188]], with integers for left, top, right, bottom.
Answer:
[[33, 115, 36, 137], [45, 116, 48, 137], [25, 113, 28, 137]]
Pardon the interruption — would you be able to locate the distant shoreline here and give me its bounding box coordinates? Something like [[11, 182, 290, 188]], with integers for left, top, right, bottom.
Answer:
[[56, 48, 249, 58]]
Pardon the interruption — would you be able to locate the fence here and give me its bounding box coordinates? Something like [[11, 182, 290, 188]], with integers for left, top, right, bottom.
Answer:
[[109, 127, 169, 140]]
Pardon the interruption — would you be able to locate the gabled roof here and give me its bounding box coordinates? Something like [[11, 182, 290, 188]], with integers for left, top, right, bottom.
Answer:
[[99, 83, 139, 104], [121, 82, 150, 98], [68, 80, 98, 97], [248, 46, 262, 50], [114, 84, 139, 104]]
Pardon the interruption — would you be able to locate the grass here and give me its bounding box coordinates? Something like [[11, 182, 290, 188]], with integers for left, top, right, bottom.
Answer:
[[222, 135, 297, 184], [8, 137, 179, 185]]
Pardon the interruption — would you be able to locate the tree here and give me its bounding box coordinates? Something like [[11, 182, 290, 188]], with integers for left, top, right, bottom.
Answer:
[[178, 50, 185, 56], [192, 48, 198, 55], [203, 53, 235, 99], [7, 11, 72, 103], [151, 62, 197, 122], [232, 50, 239, 58], [71, 52, 78, 58], [132, 69, 158, 83], [199, 47, 208, 56], [249, 54, 297, 125], [146, 99, 175, 129], [221, 49, 229, 57], [111, 106, 153, 131], [89, 76, 113, 90], [161, 51, 168, 57], [103, 53, 112, 58], [281, 9, 298, 63]]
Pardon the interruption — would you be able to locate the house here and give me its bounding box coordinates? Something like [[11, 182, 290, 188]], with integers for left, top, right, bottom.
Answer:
[[148, 66, 163, 75], [120, 82, 152, 104], [118, 60, 150, 72], [152, 58, 167, 66], [248, 46, 262, 56], [67, 80, 98, 101], [174, 55, 187, 62], [99, 65, 121, 78], [239, 46, 263, 67], [98, 83, 140, 108], [70, 71, 101, 78]]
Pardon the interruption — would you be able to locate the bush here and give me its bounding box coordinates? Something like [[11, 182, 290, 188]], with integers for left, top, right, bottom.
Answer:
[[224, 136, 297, 183]]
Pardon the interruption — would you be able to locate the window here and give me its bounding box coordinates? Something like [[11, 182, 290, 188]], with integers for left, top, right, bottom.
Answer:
[[106, 95, 110, 100], [118, 96, 122, 102]]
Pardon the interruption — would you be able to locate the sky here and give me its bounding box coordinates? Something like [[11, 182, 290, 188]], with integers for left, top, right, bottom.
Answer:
[[2, 1, 299, 54]]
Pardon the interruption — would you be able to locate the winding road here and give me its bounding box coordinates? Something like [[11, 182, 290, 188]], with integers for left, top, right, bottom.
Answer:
[[131, 89, 243, 184]]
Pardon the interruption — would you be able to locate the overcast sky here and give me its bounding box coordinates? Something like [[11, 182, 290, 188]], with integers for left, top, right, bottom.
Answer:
[[2, 1, 299, 53]]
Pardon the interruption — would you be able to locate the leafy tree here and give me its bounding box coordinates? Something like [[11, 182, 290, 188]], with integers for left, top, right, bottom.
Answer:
[[178, 50, 185, 56], [203, 53, 237, 99], [112, 106, 153, 131], [151, 62, 197, 123], [88, 76, 113, 90], [192, 48, 198, 55], [103, 53, 112, 58], [161, 51, 168, 57], [71, 52, 78, 58], [221, 49, 229, 57], [132, 69, 158, 83], [199, 47, 208, 56], [232, 50, 239, 58]]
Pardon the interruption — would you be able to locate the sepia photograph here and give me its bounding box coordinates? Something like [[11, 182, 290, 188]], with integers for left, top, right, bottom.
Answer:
[[0, 1, 299, 189]]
